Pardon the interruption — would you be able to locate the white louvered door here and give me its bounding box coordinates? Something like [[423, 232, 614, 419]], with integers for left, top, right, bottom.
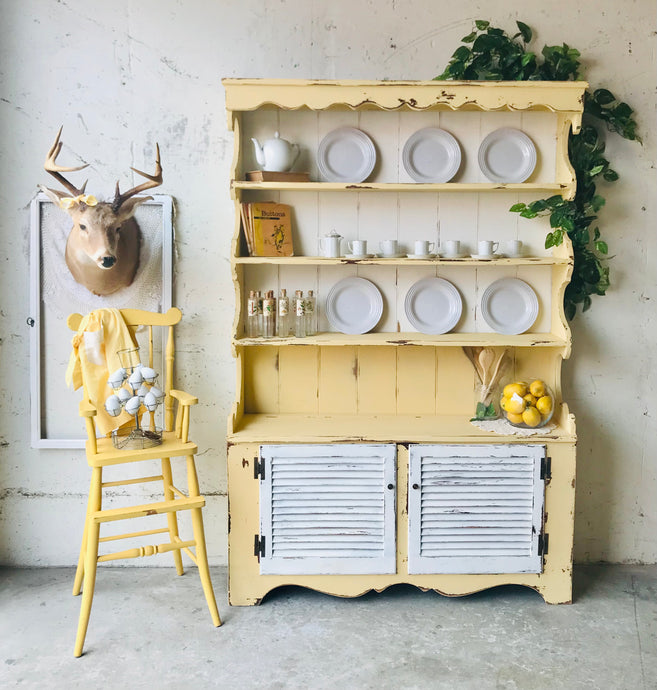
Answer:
[[408, 444, 546, 575], [259, 444, 397, 575]]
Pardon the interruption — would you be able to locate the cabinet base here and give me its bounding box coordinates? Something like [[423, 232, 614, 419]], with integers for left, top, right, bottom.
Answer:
[[228, 572, 573, 606]]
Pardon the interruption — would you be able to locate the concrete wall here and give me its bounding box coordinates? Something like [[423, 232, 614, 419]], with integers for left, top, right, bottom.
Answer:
[[0, 0, 655, 566]]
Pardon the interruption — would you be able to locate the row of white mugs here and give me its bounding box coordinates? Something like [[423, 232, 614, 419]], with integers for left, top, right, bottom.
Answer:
[[319, 237, 525, 259]]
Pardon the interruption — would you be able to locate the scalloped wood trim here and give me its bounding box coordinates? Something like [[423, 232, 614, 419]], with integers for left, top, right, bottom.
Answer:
[[223, 79, 588, 121]]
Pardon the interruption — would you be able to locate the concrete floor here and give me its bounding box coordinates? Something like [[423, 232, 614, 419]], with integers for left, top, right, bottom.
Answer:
[[1, 565, 655, 689]]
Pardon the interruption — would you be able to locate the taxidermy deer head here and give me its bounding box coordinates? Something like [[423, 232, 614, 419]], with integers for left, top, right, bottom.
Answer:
[[40, 126, 162, 296]]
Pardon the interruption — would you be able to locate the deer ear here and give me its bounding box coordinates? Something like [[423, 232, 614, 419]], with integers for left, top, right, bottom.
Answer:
[[39, 184, 69, 207], [115, 195, 153, 222]]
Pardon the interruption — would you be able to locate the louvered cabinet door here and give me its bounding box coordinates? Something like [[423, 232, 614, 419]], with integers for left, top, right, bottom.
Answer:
[[408, 444, 546, 575], [259, 444, 397, 575]]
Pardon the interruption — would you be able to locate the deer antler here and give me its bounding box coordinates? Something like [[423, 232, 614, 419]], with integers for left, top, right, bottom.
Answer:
[[112, 143, 163, 211], [44, 125, 89, 196]]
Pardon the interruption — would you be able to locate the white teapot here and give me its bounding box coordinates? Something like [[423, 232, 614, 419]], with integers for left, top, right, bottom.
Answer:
[[251, 132, 300, 172]]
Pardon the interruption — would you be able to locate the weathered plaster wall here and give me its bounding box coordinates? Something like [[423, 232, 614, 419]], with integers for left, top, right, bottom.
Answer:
[[0, 0, 655, 566]]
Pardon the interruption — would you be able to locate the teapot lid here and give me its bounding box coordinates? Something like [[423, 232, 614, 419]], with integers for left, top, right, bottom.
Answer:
[[325, 230, 342, 238]]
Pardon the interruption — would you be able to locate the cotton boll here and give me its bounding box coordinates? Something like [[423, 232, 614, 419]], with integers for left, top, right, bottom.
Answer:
[[141, 367, 158, 384], [149, 386, 165, 403], [137, 384, 150, 399], [143, 391, 158, 412], [124, 396, 142, 416], [104, 395, 122, 417], [128, 369, 144, 387], [116, 388, 131, 403], [108, 368, 127, 389]]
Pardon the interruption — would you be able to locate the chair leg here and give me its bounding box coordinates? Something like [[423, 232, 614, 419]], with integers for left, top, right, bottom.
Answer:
[[74, 467, 102, 657], [186, 455, 221, 627], [72, 476, 96, 595], [161, 457, 184, 576]]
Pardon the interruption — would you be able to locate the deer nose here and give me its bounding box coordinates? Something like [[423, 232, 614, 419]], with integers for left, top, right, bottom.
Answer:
[[101, 256, 116, 268]]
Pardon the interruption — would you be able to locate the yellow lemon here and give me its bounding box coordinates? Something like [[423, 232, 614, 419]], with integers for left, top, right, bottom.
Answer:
[[503, 382, 527, 398], [523, 393, 537, 406], [529, 379, 546, 398], [505, 411, 524, 425], [500, 396, 509, 412], [536, 395, 553, 416], [522, 406, 542, 427], [505, 394, 526, 416]]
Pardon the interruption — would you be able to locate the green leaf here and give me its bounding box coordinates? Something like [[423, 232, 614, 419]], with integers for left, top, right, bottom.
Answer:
[[516, 21, 532, 43], [521, 52, 536, 66], [595, 240, 609, 254], [520, 208, 538, 219], [462, 31, 477, 43], [589, 164, 605, 177], [475, 19, 490, 30], [545, 232, 557, 249], [593, 88, 615, 106], [582, 295, 592, 312], [453, 46, 472, 61], [590, 194, 606, 212], [565, 300, 576, 321], [509, 203, 526, 212], [603, 169, 619, 182]]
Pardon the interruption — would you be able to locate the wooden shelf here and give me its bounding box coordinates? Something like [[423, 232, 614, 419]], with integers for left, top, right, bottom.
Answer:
[[234, 255, 571, 267], [233, 332, 568, 348], [233, 181, 568, 194], [227, 412, 576, 444]]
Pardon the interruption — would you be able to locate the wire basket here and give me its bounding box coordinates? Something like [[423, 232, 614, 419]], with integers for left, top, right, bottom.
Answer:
[[112, 425, 163, 449]]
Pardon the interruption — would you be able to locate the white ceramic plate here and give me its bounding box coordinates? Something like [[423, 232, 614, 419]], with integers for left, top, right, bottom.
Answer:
[[404, 277, 462, 335], [402, 127, 462, 183], [478, 128, 537, 183], [480, 278, 539, 335], [317, 127, 376, 183], [325, 277, 383, 334]]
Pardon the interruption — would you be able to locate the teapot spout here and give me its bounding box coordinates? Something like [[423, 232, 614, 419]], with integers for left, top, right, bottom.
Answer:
[[251, 138, 265, 168]]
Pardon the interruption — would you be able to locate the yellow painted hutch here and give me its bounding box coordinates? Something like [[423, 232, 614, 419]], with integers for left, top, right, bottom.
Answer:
[[223, 79, 585, 605]]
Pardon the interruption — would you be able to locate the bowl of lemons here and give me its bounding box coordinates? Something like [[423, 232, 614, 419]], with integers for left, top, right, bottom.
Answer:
[[500, 379, 554, 428]]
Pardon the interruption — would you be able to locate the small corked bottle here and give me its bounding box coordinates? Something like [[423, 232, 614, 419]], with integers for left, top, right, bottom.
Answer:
[[294, 289, 306, 337], [305, 289, 316, 336], [262, 290, 276, 338], [255, 290, 264, 336], [246, 290, 259, 337], [277, 288, 290, 337]]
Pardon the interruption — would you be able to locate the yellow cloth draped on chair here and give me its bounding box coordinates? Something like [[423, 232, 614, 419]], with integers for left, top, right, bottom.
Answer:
[[65, 308, 138, 436]]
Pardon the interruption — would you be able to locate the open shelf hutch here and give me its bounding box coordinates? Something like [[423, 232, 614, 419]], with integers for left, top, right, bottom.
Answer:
[[223, 79, 585, 605]]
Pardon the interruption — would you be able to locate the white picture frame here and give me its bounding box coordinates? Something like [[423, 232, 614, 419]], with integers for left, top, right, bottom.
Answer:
[[29, 192, 174, 449]]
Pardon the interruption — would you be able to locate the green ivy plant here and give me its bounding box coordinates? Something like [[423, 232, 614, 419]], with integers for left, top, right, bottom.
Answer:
[[435, 20, 641, 319]]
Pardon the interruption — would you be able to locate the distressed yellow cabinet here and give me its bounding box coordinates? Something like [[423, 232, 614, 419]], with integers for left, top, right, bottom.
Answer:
[[223, 79, 585, 606]]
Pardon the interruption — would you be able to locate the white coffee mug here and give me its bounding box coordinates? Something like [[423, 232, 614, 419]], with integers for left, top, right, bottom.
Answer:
[[506, 239, 523, 257], [414, 240, 435, 256], [478, 240, 499, 256], [442, 239, 461, 257], [348, 239, 368, 256], [379, 239, 399, 256]]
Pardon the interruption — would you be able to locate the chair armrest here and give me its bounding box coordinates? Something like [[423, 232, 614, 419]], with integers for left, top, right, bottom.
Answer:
[[169, 390, 197, 442], [79, 399, 97, 418], [169, 389, 198, 406]]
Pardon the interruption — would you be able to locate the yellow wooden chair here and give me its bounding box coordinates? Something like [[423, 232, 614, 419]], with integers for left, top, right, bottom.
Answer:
[[67, 307, 221, 657]]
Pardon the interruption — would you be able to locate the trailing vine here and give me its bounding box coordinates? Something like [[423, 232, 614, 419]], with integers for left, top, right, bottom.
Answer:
[[435, 20, 641, 319]]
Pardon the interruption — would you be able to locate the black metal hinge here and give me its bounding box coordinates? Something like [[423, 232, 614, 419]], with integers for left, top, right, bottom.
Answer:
[[254, 534, 266, 561], [541, 456, 552, 481], [253, 456, 265, 480], [538, 533, 549, 556]]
